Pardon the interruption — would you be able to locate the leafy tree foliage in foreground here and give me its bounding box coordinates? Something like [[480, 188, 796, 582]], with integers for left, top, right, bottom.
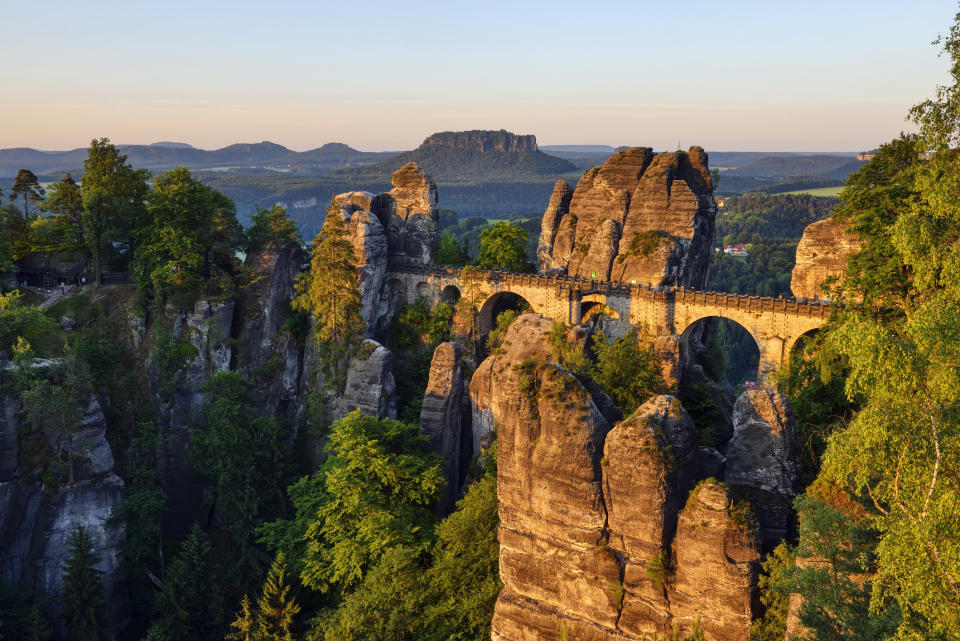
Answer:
[[475, 220, 532, 272], [590, 328, 663, 416]]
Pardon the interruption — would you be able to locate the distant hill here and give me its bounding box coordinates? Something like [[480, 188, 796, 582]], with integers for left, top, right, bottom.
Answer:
[[327, 130, 577, 183], [0, 141, 394, 177], [723, 154, 865, 178]]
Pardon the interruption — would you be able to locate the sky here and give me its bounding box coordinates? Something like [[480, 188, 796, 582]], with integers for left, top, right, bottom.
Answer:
[[1, 0, 957, 152]]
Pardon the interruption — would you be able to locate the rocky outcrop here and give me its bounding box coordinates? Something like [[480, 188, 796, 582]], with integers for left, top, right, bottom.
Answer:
[[790, 218, 862, 300], [478, 316, 760, 641], [370, 163, 441, 264], [337, 340, 397, 421], [725, 389, 801, 549], [0, 377, 126, 632], [669, 481, 761, 641], [333, 192, 393, 339], [538, 147, 716, 288], [419, 341, 466, 512]]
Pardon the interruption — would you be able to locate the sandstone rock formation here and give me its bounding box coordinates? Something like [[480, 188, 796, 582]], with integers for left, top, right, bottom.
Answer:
[[725, 389, 801, 549], [790, 218, 862, 300], [370, 163, 441, 264], [476, 315, 760, 641], [338, 340, 397, 420], [421, 129, 538, 153], [538, 147, 717, 288], [419, 341, 466, 512]]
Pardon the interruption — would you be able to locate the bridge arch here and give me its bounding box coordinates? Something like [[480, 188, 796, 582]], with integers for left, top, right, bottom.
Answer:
[[579, 293, 620, 323], [414, 281, 430, 299], [440, 284, 461, 305], [478, 291, 534, 336], [679, 316, 762, 386]]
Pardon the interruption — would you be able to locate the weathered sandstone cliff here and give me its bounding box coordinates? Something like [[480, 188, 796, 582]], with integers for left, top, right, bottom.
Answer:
[[539, 147, 716, 288], [790, 218, 862, 300], [369, 163, 441, 264]]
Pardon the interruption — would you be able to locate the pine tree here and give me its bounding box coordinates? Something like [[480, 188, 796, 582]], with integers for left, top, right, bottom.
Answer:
[[246, 204, 300, 252], [226, 595, 255, 641], [41, 173, 84, 245], [255, 552, 300, 641], [146, 522, 221, 641], [61, 524, 109, 641], [292, 205, 364, 391], [10, 169, 44, 219]]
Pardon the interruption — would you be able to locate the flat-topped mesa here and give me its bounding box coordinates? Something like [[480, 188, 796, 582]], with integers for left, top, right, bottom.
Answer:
[[539, 146, 716, 289], [790, 217, 862, 300], [420, 129, 538, 153]]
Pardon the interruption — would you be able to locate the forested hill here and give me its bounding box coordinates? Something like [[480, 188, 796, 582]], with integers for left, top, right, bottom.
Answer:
[[325, 130, 578, 182]]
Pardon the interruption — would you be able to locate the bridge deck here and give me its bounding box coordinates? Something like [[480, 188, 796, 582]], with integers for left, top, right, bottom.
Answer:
[[386, 259, 831, 319]]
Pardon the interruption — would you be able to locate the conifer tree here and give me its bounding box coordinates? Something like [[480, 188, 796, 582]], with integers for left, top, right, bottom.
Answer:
[[41, 173, 84, 244], [226, 596, 255, 641], [255, 552, 300, 641], [61, 524, 109, 641], [10, 169, 44, 219], [146, 522, 222, 641], [246, 204, 300, 252], [292, 204, 364, 391]]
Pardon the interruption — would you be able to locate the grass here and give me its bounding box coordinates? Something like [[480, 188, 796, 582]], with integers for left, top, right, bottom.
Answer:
[[778, 185, 844, 197]]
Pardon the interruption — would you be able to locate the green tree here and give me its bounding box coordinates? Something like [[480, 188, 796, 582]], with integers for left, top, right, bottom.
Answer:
[[10, 169, 44, 219], [61, 524, 109, 641], [292, 206, 364, 391], [432, 230, 469, 265], [299, 411, 444, 594], [41, 173, 84, 245], [226, 596, 255, 641], [190, 372, 288, 591], [254, 552, 300, 641], [80, 138, 150, 285], [246, 204, 301, 252], [146, 523, 223, 641], [475, 221, 531, 272], [591, 329, 663, 416], [0, 290, 57, 353]]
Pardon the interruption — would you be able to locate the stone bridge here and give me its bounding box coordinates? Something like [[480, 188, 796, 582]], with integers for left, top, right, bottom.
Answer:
[[386, 260, 831, 381]]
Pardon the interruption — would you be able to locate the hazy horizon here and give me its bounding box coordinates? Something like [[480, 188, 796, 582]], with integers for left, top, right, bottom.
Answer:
[[2, 0, 956, 152]]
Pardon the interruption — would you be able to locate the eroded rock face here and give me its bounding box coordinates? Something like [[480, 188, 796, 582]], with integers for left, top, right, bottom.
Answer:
[[333, 192, 393, 339], [337, 340, 397, 421], [419, 341, 465, 512], [669, 481, 761, 641], [725, 389, 801, 548], [790, 218, 862, 300], [538, 147, 716, 288], [478, 317, 759, 641], [370, 163, 441, 263]]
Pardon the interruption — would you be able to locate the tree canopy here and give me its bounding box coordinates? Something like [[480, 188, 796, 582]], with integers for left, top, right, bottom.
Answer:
[[475, 221, 532, 272]]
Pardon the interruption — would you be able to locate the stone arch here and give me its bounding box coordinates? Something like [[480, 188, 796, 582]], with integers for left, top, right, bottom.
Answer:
[[478, 290, 535, 336], [387, 278, 405, 305], [414, 281, 431, 300], [679, 315, 762, 386], [784, 327, 822, 366], [579, 293, 620, 323], [440, 284, 461, 305]]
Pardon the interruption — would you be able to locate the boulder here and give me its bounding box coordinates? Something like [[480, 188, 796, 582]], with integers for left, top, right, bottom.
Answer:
[[419, 341, 465, 512], [725, 389, 801, 548], [790, 218, 862, 300]]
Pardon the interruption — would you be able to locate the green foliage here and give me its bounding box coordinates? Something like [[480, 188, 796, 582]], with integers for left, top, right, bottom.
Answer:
[[432, 230, 469, 265], [61, 524, 109, 641], [37, 173, 84, 250], [628, 230, 667, 257], [0, 580, 52, 641], [292, 207, 364, 392], [485, 308, 518, 352], [645, 551, 669, 589], [246, 204, 301, 252], [190, 371, 289, 591], [548, 321, 591, 378], [475, 221, 532, 272], [388, 299, 454, 421], [708, 242, 799, 297], [10, 168, 45, 218], [749, 543, 794, 641], [146, 523, 224, 641], [299, 411, 444, 594], [590, 329, 662, 416], [81, 137, 150, 285], [0, 290, 58, 354], [253, 552, 301, 641], [680, 383, 723, 447]]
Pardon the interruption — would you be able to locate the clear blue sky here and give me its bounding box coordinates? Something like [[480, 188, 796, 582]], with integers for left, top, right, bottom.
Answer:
[[1, 0, 957, 151]]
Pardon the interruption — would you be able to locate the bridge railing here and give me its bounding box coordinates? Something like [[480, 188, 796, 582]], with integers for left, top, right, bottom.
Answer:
[[386, 258, 832, 318]]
